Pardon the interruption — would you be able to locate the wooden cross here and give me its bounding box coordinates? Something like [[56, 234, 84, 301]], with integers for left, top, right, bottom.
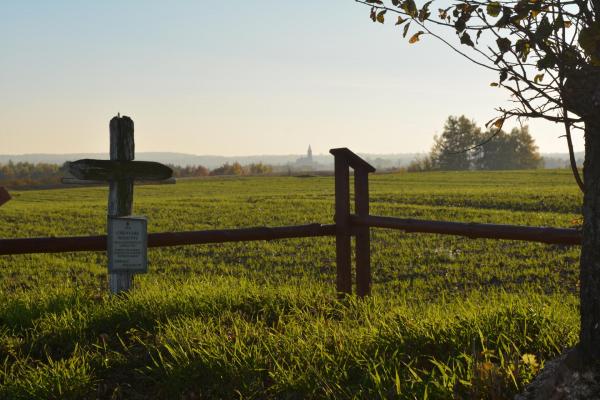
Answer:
[[67, 115, 173, 294]]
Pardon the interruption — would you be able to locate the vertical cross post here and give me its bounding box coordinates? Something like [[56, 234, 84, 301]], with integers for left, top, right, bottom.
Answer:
[[354, 168, 371, 297], [108, 116, 135, 294]]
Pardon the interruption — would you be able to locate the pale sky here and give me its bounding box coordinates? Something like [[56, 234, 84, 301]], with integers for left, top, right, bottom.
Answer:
[[0, 1, 583, 156]]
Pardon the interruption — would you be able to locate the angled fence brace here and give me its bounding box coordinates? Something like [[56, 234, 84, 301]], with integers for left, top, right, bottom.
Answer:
[[330, 148, 376, 297]]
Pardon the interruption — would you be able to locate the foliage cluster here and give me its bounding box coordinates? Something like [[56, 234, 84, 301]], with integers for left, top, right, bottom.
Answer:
[[360, 0, 594, 128], [0, 161, 67, 187], [0, 171, 582, 398], [408, 116, 541, 172], [167, 164, 210, 178], [209, 162, 273, 176]]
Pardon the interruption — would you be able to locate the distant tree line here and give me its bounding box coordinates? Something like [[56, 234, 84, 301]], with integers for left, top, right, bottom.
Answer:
[[0, 161, 276, 187], [408, 116, 542, 172], [209, 162, 273, 176], [0, 161, 67, 187], [168, 164, 210, 178], [169, 162, 273, 177]]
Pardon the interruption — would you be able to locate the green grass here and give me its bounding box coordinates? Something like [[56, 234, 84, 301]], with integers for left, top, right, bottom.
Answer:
[[0, 170, 583, 399]]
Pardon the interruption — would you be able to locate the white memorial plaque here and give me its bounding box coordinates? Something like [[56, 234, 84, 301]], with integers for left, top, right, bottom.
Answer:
[[108, 216, 148, 273]]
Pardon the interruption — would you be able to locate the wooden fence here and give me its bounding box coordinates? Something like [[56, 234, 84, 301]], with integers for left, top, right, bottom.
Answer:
[[0, 147, 582, 296]]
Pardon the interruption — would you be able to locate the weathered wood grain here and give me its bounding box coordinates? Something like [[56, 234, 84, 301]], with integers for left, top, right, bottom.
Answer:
[[333, 155, 352, 297], [108, 115, 135, 294], [110, 116, 135, 161], [67, 160, 173, 181], [354, 169, 371, 298], [0, 224, 338, 255], [329, 148, 376, 173], [351, 215, 582, 244], [61, 177, 176, 185]]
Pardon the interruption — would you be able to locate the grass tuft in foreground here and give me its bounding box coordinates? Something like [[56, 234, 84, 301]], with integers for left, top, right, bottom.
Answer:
[[0, 277, 578, 399]]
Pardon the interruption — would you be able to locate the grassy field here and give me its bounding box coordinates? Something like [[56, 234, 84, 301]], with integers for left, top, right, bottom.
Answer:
[[0, 170, 583, 399]]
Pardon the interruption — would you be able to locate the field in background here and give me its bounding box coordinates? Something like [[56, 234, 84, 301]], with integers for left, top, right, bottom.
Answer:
[[0, 170, 583, 399]]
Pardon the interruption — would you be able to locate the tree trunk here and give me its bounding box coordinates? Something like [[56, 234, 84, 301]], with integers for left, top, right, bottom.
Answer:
[[563, 65, 600, 365], [580, 117, 600, 364]]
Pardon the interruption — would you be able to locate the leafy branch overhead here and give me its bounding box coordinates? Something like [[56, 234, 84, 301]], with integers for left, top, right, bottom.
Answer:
[[357, 0, 592, 192]]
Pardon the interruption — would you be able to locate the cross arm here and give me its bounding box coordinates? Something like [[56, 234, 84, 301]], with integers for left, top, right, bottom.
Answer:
[[68, 159, 173, 182]]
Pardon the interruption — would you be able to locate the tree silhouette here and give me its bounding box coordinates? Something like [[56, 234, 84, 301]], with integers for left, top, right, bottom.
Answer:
[[476, 126, 542, 170], [431, 115, 481, 170]]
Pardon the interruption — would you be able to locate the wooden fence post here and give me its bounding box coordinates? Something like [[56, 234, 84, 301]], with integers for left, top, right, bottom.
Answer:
[[354, 168, 371, 297], [108, 116, 135, 293], [333, 154, 352, 296], [331, 148, 376, 297]]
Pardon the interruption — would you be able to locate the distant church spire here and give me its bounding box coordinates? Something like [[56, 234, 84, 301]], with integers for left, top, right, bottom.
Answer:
[[307, 145, 313, 160]]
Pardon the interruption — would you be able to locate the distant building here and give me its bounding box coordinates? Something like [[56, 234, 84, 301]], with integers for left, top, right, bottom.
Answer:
[[294, 145, 314, 169]]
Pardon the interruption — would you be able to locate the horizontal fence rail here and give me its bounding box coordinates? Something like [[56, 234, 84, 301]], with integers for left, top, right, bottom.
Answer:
[[0, 217, 582, 256], [0, 224, 337, 255], [351, 215, 582, 246]]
